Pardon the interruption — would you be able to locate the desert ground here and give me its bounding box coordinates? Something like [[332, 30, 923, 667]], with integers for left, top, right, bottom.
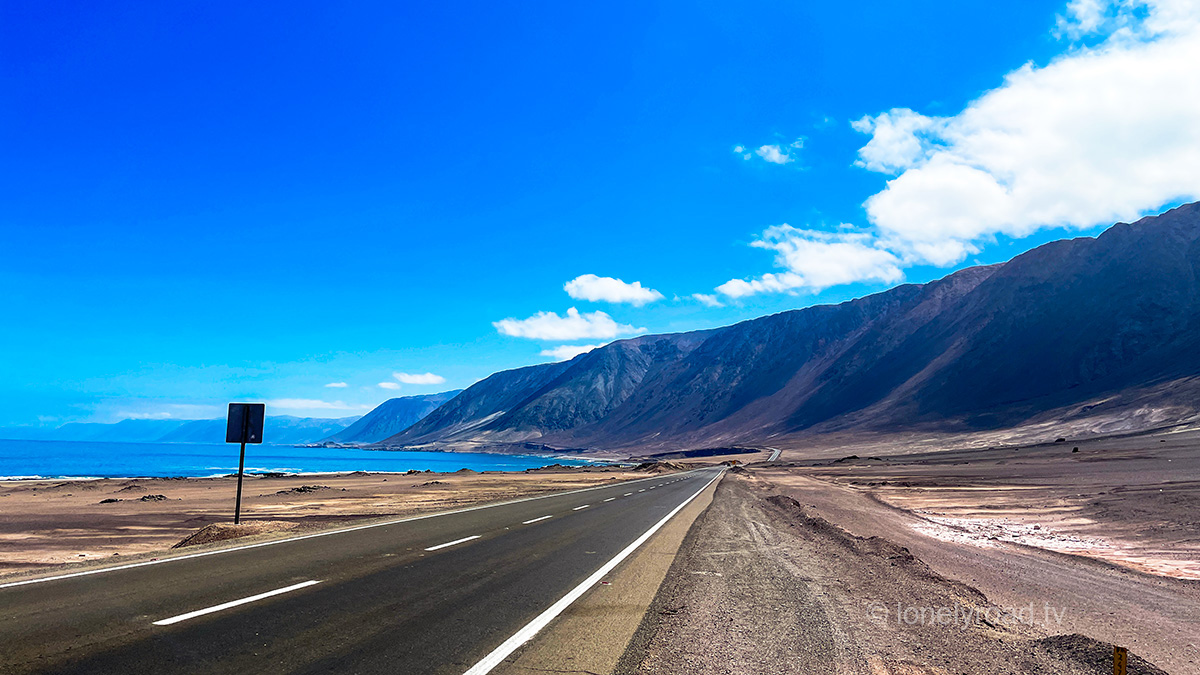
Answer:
[[3, 434, 1196, 673], [0, 464, 661, 579], [618, 430, 1199, 674]]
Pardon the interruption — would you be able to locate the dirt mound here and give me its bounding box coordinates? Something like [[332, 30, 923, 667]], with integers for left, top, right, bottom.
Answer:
[[764, 493, 989, 604], [633, 461, 685, 473], [273, 485, 329, 495], [728, 465, 751, 475], [116, 485, 146, 493], [48, 481, 103, 491], [454, 468, 478, 474], [138, 494, 168, 502], [172, 521, 300, 549], [524, 463, 576, 472], [1035, 634, 1168, 674]]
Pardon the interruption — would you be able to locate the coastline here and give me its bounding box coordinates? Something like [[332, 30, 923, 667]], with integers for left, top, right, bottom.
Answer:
[[0, 437, 595, 481]]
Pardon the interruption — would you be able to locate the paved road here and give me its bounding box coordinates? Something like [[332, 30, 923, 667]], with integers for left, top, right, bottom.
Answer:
[[0, 467, 722, 675], [766, 447, 781, 462]]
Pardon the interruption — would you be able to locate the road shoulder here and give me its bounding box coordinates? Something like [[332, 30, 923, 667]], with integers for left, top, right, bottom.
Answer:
[[493, 472, 722, 675], [615, 471, 1173, 675]]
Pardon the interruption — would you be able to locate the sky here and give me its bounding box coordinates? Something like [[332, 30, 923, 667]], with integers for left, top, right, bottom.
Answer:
[[3, 0, 1199, 426]]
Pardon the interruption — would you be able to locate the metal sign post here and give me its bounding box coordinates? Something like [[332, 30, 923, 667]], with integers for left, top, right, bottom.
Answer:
[[226, 403, 265, 525]]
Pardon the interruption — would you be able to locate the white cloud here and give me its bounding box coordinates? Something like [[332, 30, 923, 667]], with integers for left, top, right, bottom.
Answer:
[[266, 398, 372, 411], [692, 293, 724, 307], [393, 372, 446, 385], [494, 307, 644, 341], [735, 138, 804, 164], [377, 382, 401, 390], [756, 145, 793, 164], [716, 226, 904, 298], [540, 344, 606, 361], [854, 0, 1200, 266], [564, 274, 664, 306], [851, 109, 944, 174], [324, 382, 348, 388]]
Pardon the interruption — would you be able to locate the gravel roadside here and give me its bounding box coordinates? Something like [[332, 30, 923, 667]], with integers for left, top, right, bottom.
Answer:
[[618, 472, 1170, 674]]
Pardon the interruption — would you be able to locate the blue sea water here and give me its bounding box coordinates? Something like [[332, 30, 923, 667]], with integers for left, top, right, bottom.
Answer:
[[0, 439, 588, 479]]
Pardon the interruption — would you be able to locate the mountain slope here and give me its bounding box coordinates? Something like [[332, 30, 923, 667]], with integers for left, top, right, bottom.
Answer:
[[391, 333, 713, 446], [382, 202, 1200, 451], [322, 391, 462, 443]]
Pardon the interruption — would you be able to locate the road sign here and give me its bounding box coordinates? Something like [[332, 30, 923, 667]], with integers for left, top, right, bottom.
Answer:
[[226, 403, 265, 444], [226, 403, 266, 524]]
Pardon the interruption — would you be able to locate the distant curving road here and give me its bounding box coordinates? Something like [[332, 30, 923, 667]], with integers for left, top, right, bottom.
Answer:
[[0, 467, 723, 675]]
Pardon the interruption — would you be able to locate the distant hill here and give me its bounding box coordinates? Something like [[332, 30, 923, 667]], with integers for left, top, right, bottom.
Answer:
[[322, 391, 462, 444], [383, 202, 1200, 452], [48, 419, 191, 443], [157, 415, 362, 444], [2, 415, 362, 445]]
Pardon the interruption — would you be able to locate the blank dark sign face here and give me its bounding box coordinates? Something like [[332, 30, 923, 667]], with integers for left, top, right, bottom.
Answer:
[[226, 403, 266, 444]]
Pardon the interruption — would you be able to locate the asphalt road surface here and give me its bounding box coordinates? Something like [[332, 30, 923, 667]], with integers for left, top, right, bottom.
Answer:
[[0, 467, 722, 675]]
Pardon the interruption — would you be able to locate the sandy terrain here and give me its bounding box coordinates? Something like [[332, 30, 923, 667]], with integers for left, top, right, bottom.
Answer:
[[0, 465, 648, 578], [621, 472, 1183, 674], [680, 430, 1200, 673], [784, 430, 1200, 581]]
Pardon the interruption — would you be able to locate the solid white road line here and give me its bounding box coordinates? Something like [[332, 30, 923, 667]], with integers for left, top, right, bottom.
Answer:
[[425, 535, 481, 552], [602, 498, 615, 502], [572, 505, 590, 511], [522, 516, 553, 525], [0, 469, 705, 591], [152, 580, 321, 626], [461, 469, 724, 675]]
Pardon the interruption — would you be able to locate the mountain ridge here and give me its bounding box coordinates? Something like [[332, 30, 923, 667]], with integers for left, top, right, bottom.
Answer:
[[322, 391, 463, 444], [382, 202, 1200, 452]]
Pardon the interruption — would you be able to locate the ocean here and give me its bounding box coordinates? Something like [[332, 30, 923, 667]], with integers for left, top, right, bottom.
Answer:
[[0, 438, 588, 480]]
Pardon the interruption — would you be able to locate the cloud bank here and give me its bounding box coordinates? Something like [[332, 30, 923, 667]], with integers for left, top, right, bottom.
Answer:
[[712, 0, 1200, 299], [856, 0, 1200, 266]]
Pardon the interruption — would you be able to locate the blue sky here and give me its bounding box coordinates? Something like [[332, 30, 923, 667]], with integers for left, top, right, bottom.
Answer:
[[3, 0, 1197, 425]]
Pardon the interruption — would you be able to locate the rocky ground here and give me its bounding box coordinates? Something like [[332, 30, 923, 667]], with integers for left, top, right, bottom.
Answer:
[[619, 471, 1188, 674]]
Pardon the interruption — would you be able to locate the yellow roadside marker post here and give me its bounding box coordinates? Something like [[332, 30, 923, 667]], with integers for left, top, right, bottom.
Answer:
[[1113, 645, 1128, 675]]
